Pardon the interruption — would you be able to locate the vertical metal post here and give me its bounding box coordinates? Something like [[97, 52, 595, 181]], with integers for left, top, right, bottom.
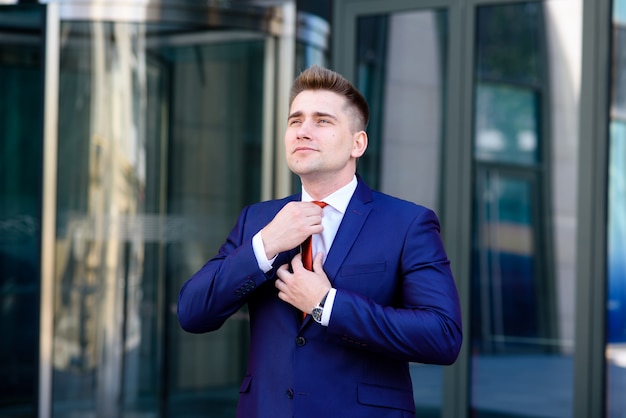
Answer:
[[442, 2, 472, 415], [574, 0, 611, 416], [261, 37, 276, 201], [274, 1, 296, 198], [39, 2, 60, 417]]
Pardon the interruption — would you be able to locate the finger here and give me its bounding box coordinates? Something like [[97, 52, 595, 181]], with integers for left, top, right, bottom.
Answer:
[[274, 275, 288, 293], [275, 263, 291, 279], [290, 252, 304, 271], [312, 252, 324, 272], [276, 288, 288, 302]]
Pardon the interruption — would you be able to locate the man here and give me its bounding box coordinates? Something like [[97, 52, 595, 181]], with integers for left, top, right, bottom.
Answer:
[[178, 65, 462, 417]]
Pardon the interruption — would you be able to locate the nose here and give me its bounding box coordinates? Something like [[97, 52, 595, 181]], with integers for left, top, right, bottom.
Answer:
[[296, 119, 312, 139]]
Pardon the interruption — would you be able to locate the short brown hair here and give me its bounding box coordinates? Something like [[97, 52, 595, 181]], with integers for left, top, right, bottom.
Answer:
[[289, 65, 370, 131]]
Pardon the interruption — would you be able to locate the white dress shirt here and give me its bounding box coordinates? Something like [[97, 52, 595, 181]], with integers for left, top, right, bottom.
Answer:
[[252, 175, 358, 326]]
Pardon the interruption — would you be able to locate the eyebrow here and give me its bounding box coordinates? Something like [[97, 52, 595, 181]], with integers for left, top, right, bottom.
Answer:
[[288, 110, 339, 121]]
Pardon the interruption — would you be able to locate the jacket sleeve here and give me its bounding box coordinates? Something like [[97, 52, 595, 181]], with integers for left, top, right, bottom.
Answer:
[[177, 205, 271, 333], [326, 208, 463, 365]]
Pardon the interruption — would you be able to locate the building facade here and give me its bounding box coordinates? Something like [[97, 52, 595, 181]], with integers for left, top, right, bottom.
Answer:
[[0, 0, 624, 417]]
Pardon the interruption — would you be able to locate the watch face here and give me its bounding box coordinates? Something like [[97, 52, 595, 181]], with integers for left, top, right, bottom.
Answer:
[[312, 307, 323, 323]]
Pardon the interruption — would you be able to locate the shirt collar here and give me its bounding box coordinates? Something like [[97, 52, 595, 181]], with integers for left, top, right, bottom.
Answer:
[[301, 175, 358, 214]]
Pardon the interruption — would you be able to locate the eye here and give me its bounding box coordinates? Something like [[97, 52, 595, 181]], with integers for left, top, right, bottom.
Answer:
[[289, 119, 302, 126], [318, 118, 330, 124]]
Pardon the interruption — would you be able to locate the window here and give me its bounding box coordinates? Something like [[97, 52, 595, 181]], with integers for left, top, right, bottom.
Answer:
[[470, 2, 581, 416]]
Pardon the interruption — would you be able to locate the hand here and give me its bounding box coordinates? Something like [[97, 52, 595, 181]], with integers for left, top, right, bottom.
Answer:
[[275, 252, 331, 313], [260, 201, 324, 259]]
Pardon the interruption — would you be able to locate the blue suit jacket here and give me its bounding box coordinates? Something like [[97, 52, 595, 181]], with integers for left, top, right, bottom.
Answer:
[[178, 178, 462, 417]]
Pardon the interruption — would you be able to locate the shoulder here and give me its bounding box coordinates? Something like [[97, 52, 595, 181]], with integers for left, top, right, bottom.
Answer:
[[353, 177, 430, 212], [370, 190, 437, 220], [354, 178, 436, 219], [348, 181, 440, 235]]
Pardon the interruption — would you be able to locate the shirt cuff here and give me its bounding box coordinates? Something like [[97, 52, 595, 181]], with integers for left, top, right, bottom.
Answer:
[[252, 231, 276, 273], [320, 288, 336, 326]]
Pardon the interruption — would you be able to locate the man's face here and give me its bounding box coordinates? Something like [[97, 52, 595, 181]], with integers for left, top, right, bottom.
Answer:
[[285, 90, 367, 183]]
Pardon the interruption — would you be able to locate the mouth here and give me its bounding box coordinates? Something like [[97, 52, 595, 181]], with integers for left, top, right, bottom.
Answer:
[[293, 146, 317, 153]]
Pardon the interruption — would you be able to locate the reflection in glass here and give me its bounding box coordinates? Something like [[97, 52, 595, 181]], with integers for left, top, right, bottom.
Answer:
[[607, 2, 626, 415], [164, 33, 265, 417], [356, 9, 447, 212], [475, 83, 539, 165], [295, 12, 330, 70], [473, 172, 539, 350], [53, 21, 266, 416], [471, 1, 581, 416], [356, 9, 448, 416]]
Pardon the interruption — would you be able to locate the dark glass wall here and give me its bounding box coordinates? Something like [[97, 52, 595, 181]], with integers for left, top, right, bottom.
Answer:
[[0, 5, 44, 417]]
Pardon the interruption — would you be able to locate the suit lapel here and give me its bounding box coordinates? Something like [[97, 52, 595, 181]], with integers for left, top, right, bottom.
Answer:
[[322, 180, 373, 283]]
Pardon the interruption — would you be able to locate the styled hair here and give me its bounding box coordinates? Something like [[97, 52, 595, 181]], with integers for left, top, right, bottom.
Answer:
[[289, 65, 370, 131]]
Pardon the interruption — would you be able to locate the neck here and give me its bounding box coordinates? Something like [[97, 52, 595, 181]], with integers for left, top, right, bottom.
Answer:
[[301, 173, 355, 200]]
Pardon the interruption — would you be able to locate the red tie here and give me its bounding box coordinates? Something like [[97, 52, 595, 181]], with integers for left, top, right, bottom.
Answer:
[[301, 201, 328, 271], [300, 201, 327, 320]]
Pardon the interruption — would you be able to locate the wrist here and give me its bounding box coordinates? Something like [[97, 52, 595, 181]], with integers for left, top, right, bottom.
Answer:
[[318, 290, 329, 306], [260, 229, 278, 260], [311, 290, 330, 323]]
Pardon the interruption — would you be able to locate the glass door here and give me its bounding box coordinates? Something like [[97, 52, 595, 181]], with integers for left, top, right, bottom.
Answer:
[[0, 4, 45, 417], [161, 30, 269, 418], [50, 18, 278, 418]]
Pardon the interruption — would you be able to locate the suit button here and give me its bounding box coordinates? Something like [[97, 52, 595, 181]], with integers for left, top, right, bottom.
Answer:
[[286, 388, 294, 399], [296, 337, 306, 347]]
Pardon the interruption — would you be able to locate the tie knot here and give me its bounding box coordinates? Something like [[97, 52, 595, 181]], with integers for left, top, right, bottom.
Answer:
[[313, 201, 328, 208]]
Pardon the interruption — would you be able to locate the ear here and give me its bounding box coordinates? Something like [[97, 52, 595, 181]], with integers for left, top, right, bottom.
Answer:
[[351, 131, 368, 158]]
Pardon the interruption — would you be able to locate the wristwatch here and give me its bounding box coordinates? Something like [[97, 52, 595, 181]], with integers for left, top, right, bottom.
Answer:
[[311, 291, 329, 323]]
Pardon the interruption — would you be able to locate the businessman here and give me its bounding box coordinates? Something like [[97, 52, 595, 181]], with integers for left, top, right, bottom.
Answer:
[[178, 65, 462, 417]]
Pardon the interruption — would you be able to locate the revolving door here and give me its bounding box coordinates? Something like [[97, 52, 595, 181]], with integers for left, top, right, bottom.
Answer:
[[0, 1, 297, 416]]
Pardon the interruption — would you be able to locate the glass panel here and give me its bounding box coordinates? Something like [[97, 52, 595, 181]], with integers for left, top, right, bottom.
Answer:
[[607, 2, 626, 415], [295, 12, 330, 70], [607, 122, 626, 417], [357, 9, 447, 212], [356, 9, 448, 416], [0, 5, 44, 417], [475, 4, 542, 87], [471, 1, 581, 417], [475, 83, 539, 165], [52, 20, 267, 417], [164, 33, 266, 417], [472, 172, 540, 351]]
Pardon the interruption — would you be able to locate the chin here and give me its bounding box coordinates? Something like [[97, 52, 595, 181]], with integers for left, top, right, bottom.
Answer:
[[288, 162, 317, 176]]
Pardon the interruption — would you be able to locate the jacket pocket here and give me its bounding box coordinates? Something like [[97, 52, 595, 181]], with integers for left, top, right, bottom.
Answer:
[[340, 261, 386, 277], [357, 382, 415, 412], [239, 375, 252, 394]]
